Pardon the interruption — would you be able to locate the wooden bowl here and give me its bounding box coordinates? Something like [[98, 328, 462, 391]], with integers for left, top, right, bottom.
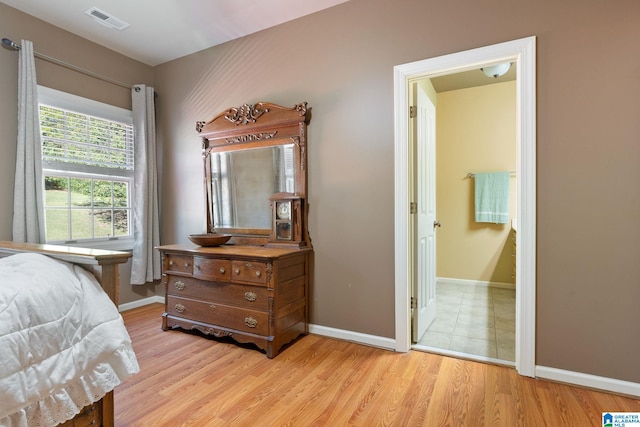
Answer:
[[188, 233, 232, 247]]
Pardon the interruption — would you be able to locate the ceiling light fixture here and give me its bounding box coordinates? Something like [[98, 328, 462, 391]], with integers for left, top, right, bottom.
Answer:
[[85, 7, 130, 31], [481, 63, 511, 78]]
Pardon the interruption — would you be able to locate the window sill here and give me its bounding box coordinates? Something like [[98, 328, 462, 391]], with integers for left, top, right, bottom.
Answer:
[[49, 238, 134, 252]]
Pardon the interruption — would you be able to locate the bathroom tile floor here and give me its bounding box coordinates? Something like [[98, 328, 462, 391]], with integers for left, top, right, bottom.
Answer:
[[417, 282, 515, 361]]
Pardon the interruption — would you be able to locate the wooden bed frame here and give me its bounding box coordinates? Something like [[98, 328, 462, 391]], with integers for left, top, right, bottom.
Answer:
[[0, 241, 132, 427]]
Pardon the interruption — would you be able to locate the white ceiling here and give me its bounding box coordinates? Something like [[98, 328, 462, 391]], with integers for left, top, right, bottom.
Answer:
[[431, 66, 516, 93], [1, 0, 350, 66]]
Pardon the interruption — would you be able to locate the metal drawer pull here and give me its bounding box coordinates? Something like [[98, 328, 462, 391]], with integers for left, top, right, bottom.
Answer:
[[174, 280, 185, 290], [219, 267, 226, 274], [184, 262, 190, 268], [169, 260, 174, 266], [255, 270, 261, 277], [174, 303, 185, 313], [245, 317, 258, 328], [235, 269, 240, 275], [244, 291, 257, 302]]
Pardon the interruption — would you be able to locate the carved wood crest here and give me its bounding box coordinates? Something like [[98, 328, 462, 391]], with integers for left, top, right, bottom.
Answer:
[[224, 103, 270, 126]]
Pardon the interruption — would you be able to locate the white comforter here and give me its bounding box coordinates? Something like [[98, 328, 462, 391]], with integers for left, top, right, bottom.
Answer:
[[0, 253, 139, 427]]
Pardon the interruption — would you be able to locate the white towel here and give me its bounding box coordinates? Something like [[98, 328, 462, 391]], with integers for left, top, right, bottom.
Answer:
[[474, 172, 510, 224]]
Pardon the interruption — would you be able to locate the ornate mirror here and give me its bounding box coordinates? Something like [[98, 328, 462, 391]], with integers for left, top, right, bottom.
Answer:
[[197, 101, 311, 245]]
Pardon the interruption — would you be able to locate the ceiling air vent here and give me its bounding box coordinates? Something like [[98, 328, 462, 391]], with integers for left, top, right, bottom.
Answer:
[[85, 7, 130, 31]]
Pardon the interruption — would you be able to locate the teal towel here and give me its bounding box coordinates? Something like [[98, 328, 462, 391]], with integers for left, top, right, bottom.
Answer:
[[474, 172, 510, 224]]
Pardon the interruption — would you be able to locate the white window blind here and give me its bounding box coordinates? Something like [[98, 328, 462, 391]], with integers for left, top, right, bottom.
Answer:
[[40, 105, 134, 173]]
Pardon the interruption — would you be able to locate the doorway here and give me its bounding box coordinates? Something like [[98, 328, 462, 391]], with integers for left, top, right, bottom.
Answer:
[[413, 73, 517, 365], [393, 37, 537, 377]]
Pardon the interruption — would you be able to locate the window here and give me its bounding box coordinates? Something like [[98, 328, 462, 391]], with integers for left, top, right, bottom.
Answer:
[[38, 86, 134, 248]]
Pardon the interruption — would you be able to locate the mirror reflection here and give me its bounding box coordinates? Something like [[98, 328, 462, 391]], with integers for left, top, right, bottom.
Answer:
[[211, 144, 295, 229]]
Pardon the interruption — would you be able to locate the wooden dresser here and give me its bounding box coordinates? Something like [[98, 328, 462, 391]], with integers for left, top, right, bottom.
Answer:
[[162, 101, 314, 357], [160, 244, 311, 358]]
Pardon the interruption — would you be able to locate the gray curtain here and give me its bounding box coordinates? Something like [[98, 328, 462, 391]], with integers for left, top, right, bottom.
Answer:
[[12, 39, 46, 243], [131, 85, 161, 284]]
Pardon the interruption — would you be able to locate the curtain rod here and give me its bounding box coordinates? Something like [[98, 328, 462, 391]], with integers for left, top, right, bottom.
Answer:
[[2, 37, 132, 90]]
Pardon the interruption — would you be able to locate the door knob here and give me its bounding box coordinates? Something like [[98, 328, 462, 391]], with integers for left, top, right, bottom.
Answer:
[[433, 221, 441, 228]]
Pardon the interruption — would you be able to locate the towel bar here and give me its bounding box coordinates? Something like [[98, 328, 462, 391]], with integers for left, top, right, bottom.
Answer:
[[467, 171, 516, 178]]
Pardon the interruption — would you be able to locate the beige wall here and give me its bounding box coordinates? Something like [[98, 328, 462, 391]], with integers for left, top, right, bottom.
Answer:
[[2, 0, 640, 385], [436, 81, 516, 284], [0, 3, 161, 304], [154, 0, 640, 384]]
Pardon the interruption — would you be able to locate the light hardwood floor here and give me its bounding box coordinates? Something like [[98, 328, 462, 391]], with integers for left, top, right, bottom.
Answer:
[[115, 304, 640, 426]]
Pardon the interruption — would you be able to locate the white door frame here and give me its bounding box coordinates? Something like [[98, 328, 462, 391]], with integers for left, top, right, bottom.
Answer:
[[393, 36, 537, 377]]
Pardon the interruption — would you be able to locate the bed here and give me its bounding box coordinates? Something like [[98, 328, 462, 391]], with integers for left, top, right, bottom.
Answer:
[[0, 241, 139, 427]]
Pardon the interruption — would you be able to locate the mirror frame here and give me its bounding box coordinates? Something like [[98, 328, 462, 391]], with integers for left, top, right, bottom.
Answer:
[[197, 101, 311, 244]]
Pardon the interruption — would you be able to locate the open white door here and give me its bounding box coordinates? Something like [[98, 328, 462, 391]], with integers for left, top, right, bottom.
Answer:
[[412, 83, 437, 342]]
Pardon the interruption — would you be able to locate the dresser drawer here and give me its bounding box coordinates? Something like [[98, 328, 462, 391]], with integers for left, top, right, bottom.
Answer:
[[193, 257, 231, 281], [166, 276, 269, 310], [231, 260, 268, 285], [164, 253, 194, 275], [167, 296, 269, 335]]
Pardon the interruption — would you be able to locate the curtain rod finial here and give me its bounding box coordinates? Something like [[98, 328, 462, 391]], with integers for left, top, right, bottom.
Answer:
[[2, 38, 20, 51]]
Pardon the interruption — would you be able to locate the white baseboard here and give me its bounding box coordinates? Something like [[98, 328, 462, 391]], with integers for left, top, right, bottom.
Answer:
[[536, 366, 640, 398], [118, 295, 164, 312], [309, 324, 395, 351], [437, 277, 515, 290]]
